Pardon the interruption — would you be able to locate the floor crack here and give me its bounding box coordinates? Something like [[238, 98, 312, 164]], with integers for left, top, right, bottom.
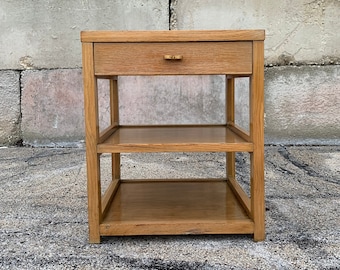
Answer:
[[277, 146, 339, 185], [278, 146, 319, 177]]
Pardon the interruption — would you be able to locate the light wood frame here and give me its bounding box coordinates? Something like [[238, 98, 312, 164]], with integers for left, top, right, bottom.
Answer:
[[81, 30, 265, 243]]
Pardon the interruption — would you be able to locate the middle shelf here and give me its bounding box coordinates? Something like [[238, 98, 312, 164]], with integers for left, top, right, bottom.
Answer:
[[97, 126, 253, 153]]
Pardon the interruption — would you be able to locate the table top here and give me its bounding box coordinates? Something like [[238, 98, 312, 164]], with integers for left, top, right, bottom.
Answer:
[[81, 30, 265, 43]]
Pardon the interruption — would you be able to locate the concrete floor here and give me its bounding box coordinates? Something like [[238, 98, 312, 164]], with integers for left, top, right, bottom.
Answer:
[[0, 146, 339, 269]]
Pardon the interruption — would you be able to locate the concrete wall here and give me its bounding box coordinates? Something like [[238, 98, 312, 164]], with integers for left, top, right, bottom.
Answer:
[[0, 0, 339, 145], [173, 0, 340, 145], [0, 0, 169, 146], [0, 71, 21, 144], [175, 0, 340, 65], [0, 0, 168, 69]]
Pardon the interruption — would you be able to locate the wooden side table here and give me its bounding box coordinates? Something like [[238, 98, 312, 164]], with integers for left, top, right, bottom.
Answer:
[[81, 30, 265, 243]]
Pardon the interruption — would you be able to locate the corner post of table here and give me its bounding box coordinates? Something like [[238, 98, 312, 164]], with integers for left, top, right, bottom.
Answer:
[[250, 40, 265, 241], [109, 77, 121, 181], [226, 76, 235, 180], [82, 42, 102, 243]]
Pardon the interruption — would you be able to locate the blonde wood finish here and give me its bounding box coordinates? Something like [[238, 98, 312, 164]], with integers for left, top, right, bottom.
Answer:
[[94, 42, 252, 76], [81, 30, 265, 242], [81, 30, 265, 43], [82, 42, 101, 243], [226, 77, 235, 124], [100, 180, 254, 236], [97, 126, 253, 153], [109, 78, 119, 126], [250, 41, 265, 241], [227, 122, 251, 142], [226, 77, 236, 181], [101, 179, 120, 218], [98, 125, 119, 144], [228, 177, 251, 217], [109, 77, 121, 220]]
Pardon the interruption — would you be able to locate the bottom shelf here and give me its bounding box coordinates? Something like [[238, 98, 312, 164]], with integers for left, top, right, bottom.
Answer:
[[100, 179, 254, 236]]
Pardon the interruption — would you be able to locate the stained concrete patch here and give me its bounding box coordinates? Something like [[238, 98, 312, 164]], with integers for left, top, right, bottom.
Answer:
[[20, 70, 120, 146], [15, 65, 340, 146], [0, 146, 339, 269], [118, 76, 226, 125], [265, 65, 340, 145], [21, 69, 85, 146]]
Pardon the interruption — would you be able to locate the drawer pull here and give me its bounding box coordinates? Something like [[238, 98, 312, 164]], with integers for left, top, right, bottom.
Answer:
[[163, 55, 183, 60]]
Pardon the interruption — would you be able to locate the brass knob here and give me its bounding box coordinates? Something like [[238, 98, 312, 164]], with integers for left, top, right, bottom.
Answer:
[[163, 55, 183, 60]]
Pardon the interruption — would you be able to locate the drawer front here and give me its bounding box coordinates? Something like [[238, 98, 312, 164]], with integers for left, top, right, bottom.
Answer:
[[94, 42, 252, 76]]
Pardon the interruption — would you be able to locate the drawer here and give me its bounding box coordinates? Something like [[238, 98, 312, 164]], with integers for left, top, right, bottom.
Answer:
[[94, 42, 252, 76]]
